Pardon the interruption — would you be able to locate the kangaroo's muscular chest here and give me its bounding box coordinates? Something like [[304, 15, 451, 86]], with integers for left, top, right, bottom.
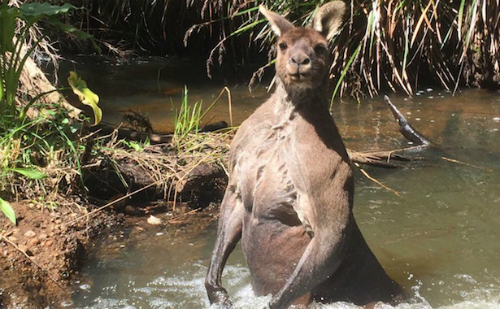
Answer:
[[233, 109, 295, 214], [237, 121, 301, 224], [230, 100, 344, 232]]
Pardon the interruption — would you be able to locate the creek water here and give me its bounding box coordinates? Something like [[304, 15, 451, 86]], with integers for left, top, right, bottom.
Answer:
[[64, 58, 500, 309]]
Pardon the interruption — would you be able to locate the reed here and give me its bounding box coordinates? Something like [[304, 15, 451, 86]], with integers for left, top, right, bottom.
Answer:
[[186, 0, 500, 98]]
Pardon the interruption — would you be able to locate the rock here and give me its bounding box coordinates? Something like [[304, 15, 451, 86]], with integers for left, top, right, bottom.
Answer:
[[124, 205, 138, 215], [147, 215, 162, 226], [28, 238, 39, 247], [24, 230, 36, 238], [44, 240, 53, 247]]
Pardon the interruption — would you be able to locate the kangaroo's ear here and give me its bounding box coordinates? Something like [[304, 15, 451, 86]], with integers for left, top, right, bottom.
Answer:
[[312, 1, 346, 41], [259, 5, 294, 37]]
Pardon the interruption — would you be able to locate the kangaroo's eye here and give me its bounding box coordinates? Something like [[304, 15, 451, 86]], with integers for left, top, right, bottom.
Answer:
[[278, 42, 288, 51], [314, 44, 327, 54]]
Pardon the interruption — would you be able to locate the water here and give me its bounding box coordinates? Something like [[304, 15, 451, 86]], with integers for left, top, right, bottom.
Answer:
[[59, 57, 267, 132], [66, 58, 500, 308]]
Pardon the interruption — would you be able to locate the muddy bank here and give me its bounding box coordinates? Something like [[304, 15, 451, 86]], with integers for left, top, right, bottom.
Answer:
[[0, 202, 123, 308]]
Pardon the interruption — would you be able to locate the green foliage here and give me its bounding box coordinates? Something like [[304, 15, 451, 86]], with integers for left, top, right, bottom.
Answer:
[[0, 2, 99, 113], [0, 197, 16, 225], [54, 0, 499, 94], [173, 87, 203, 146], [0, 2, 100, 223], [1, 2, 74, 112], [120, 139, 149, 152], [10, 168, 47, 180], [0, 101, 88, 223], [68, 71, 102, 125], [172, 86, 230, 151]]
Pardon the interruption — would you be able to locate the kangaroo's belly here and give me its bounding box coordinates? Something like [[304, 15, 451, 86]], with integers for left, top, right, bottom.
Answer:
[[241, 216, 310, 296]]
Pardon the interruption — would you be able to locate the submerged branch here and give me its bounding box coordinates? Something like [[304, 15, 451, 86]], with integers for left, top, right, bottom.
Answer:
[[383, 95, 432, 147]]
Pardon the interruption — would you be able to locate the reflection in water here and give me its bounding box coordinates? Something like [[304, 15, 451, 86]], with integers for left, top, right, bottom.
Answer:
[[68, 58, 500, 308]]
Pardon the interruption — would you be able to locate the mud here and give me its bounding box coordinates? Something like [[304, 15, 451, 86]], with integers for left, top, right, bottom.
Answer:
[[0, 201, 123, 308]]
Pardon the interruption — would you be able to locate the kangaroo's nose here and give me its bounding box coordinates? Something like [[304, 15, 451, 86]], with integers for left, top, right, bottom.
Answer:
[[289, 54, 311, 66]]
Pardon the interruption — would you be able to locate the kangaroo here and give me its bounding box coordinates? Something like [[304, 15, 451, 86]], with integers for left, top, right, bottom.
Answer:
[[205, 2, 405, 308]]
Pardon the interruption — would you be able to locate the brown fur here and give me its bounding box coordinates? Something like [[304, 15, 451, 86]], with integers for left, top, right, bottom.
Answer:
[[205, 2, 405, 308]]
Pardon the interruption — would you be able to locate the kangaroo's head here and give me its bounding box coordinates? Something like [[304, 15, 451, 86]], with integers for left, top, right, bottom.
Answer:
[[260, 2, 345, 93]]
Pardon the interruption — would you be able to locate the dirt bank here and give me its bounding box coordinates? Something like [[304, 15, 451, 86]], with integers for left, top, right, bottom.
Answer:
[[0, 202, 123, 308]]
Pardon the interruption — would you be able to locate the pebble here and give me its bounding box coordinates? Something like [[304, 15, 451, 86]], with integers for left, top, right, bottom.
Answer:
[[8, 236, 18, 242], [28, 238, 39, 247], [147, 215, 162, 226], [79, 284, 91, 290], [24, 230, 36, 238], [44, 240, 54, 247]]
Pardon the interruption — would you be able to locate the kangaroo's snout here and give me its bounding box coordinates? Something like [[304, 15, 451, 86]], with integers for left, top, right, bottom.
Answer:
[[289, 53, 311, 66], [287, 50, 312, 80]]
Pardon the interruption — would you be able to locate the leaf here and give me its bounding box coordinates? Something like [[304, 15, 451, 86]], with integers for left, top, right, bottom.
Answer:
[[330, 42, 362, 107], [0, 197, 16, 225], [0, 5, 18, 53], [0, 75, 3, 102], [11, 168, 47, 179], [68, 71, 102, 125], [19, 3, 75, 24]]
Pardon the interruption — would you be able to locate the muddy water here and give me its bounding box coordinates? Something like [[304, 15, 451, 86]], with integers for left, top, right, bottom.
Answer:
[[67, 58, 500, 308]]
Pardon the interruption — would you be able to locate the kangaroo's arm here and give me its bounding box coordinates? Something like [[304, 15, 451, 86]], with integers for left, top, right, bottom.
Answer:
[[205, 186, 243, 306], [268, 162, 354, 309]]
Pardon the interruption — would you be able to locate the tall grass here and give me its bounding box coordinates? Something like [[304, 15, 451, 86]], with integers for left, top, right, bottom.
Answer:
[[62, 1, 499, 97], [173, 86, 233, 150], [185, 0, 500, 99], [52, 0, 207, 56]]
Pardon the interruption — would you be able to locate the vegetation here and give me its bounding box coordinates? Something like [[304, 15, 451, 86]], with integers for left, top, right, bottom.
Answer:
[[0, 2, 100, 224], [0, 1, 233, 225], [55, 0, 499, 99], [186, 0, 500, 100]]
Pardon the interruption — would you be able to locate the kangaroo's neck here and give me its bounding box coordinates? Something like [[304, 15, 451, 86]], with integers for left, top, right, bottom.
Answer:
[[272, 78, 329, 121]]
